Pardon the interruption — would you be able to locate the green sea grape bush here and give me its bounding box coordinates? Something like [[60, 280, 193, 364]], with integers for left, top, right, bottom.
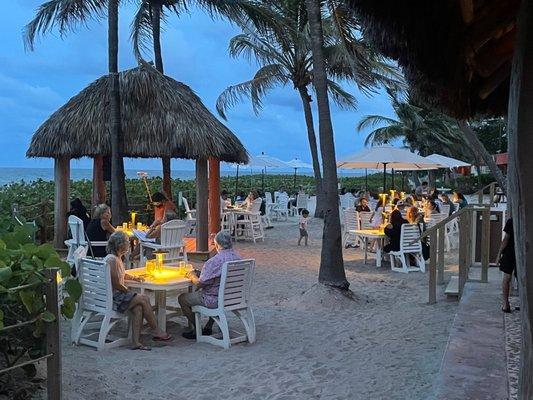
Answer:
[[0, 219, 81, 390]]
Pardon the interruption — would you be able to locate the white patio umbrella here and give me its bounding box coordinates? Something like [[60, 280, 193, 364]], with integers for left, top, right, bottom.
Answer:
[[426, 154, 471, 168], [337, 146, 441, 191], [242, 153, 291, 191], [286, 158, 313, 190]]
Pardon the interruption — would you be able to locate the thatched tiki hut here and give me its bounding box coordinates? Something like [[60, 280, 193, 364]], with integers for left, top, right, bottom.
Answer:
[[27, 65, 248, 252], [347, 0, 531, 397]]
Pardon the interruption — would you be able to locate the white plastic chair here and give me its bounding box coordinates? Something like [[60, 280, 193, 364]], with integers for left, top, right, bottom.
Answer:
[[271, 195, 289, 221], [439, 204, 451, 216], [359, 211, 373, 230], [342, 208, 360, 248], [182, 197, 196, 237], [71, 257, 131, 351], [293, 194, 308, 215], [140, 219, 187, 264], [65, 215, 87, 264], [389, 224, 426, 273], [192, 259, 256, 349], [236, 199, 264, 243]]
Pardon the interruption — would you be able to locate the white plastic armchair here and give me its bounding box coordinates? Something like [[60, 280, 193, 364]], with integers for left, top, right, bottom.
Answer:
[[192, 259, 256, 349], [65, 215, 87, 265], [140, 219, 188, 264], [389, 224, 426, 273], [182, 197, 196, 236], [342, 208, 360, 248], [71, 257, 131, 350]]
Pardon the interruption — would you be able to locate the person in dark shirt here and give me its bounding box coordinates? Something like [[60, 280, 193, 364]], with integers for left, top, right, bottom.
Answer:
[[383, 209, 407, 253], [67, 198, 91, 229], [496, 218, 517, 313], [86, 204, 115, 257], [355, 197, 371, 213]]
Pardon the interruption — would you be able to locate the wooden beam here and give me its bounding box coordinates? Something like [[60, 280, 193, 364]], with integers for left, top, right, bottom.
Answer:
[[437, 226, 445, 285], [195, 158, 209, 252], [429, 230, 438, 304], [460, 0, 475, 24], [480, 208, 490, 282], [507, 0, 533, 395], [53, 157, 70, 249], [162, 157, 172, 200], [474, 27, 516, 77], [92, 156, 106, 209], [44, 268, 62, 400], [478, 60, 511, 99], [208, 157, 221, 237]]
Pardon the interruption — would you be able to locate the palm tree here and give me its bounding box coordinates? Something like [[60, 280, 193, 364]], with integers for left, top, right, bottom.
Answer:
[[216, 0, 400, 218], [24, 0, 129, 222], [358, 93, 507, 192], [130, 0, 272, 200], [305, 0, 348, 289]]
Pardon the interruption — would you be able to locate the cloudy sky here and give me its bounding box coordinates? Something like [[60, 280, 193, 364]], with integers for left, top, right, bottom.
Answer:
[[1, 0, 394, 171]]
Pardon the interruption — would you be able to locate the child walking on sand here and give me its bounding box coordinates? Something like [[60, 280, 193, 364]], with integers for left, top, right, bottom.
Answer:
[[298, 209, 310, 246]]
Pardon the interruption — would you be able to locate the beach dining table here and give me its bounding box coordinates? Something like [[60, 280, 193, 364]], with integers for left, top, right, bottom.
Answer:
[[354, 229, 387, 268], [125, 267, 192, 331], [223, 207, 252, 239]]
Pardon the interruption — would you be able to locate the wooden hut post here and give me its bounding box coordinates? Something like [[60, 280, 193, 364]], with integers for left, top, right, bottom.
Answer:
[[162, 157, 172, 200], [508, 1, 533, 396], [53, 156, 70, 249], [208, 157, 221, 237], [92, 155, 106, 208], [196, 158, 209, 252]]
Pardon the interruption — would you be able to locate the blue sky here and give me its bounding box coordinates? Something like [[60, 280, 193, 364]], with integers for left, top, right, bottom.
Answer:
[[1, 0, 394, 171]]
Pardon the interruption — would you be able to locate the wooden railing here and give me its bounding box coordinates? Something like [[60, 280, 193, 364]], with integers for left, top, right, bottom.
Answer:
[[0, 269, 61, 400], [419, 204, 492, 304], [473, 181, 497, 208]]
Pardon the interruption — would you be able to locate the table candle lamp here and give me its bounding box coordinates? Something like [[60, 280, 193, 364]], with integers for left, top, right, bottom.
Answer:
[[154, 251, 166, 275], [130, 212, 137, 227]]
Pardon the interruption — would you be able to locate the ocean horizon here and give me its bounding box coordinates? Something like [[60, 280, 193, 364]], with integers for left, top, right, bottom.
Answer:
[[0, 167, 365, 186]]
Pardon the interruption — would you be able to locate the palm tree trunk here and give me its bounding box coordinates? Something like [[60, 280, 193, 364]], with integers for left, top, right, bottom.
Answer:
[[458, 121, 507, 194], [298, 86, 324, 218], [108, 0, 128, 224], [508, 1, 533, 396], [305, 0, 348, 289], [151, 3, 172, 200]]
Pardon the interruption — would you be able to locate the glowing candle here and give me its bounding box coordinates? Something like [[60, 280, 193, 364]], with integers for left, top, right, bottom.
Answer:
[[130, 212, 137, 226]]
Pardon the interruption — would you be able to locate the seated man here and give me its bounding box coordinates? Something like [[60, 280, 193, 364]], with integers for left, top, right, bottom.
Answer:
[[178, 231, 241, 339]]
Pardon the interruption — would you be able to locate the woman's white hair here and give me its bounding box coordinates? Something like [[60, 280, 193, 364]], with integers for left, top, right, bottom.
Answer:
[[214, 231, 232, 250], [106, 231, 129, 255], [93, 204, 110, 219]]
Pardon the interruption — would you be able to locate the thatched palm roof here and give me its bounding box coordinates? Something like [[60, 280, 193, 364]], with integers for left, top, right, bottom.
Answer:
[[348, 0, 520, 118], [27, 65, 249, 163]]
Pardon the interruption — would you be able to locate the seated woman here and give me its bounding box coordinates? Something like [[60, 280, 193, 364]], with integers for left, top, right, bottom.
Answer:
[[86, 204, 115, 257], [383, 209, 407, 253], [355, 197, 371, 213], [424, 200, 441, 219], [239, 190, 261, 212], [406, 206, 423, 225], [178, 231, 241, 339], [439, 193, 454, 216], [105, 232, 171, 350], [151, 192, 177, 228], [67, 198, 91, 229], [453, 191, 468, 209], [145, 210, 179, 241]]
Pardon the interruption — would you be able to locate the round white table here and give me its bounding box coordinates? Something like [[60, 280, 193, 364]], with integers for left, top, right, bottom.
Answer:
[[353, 229, 387, 267]]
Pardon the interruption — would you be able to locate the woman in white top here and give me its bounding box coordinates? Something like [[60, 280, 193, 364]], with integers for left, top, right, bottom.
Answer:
[[106, 232, 171, 350], [370, 198, 385, 229]]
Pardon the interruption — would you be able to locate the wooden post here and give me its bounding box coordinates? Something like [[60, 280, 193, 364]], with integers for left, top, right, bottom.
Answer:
[[208, 157, 221, 238], [92, 156, 106, 209], [459, 211, 470, 298], [480, 207, 491, 283], [53, 157, 70, 249], [195, 158, 209, 252], [162, 157, 172, 201], [478, 188, 483, 204], [44, 268, 61, 400], [429, 230, 438, 304], [507, 1, 533, 396], [489, 182, 495, 208], [437, 226, 445, 285]]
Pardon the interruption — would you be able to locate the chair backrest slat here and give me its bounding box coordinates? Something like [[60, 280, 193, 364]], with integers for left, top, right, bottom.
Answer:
[[218, 259, 255, 310], [343, 208, 359, 231], [359, 211, 373, 230], [296, 194, 308, 209], [400, 224, 422, 252], [68, 215, 85, 246], [250, 198, 262, 213], [79, 258, 111, 314]]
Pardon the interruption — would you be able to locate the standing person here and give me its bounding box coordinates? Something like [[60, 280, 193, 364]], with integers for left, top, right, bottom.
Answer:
[[356, 197, 371, 213], [298, 209, 310, 246], [67, 198, 91, 229], [496, 218, 517, 313], [151, 191, 177, 227], [415, 181, 429, 197], [452, 191, 468, 209], [86, 204, 115, 257], [106, 231, 171, 350], [178, 231, 241, 339]]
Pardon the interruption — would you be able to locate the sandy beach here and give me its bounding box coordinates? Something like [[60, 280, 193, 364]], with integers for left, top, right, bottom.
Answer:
[[38, 217, 460, 400]]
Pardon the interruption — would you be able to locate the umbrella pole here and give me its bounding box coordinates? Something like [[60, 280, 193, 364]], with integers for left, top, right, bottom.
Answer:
[[262, 168, 265, 193], [293, 168, 297, 192], [235, 165, 239, 201], [383, 163, 387, 192], [392, 168, 395, 190], [365, 168, 368, 190], [401, 172, 405, 191]]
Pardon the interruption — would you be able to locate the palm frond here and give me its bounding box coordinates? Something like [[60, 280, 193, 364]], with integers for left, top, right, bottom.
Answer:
[[130, 1, 152, 62], [364, 126, 405, 146], [356, 115, 399, 131], [24, 0, 107, 51], [326, 79, 357, 109], [216, 63, 288, 119]]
